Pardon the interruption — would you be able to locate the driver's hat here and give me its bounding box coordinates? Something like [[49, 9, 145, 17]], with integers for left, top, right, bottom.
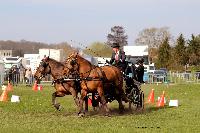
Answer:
[[111, 42, 120, 48]]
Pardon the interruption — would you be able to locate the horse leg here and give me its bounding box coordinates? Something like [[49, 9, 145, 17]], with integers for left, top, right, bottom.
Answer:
[[129, 101, 132, 110], [68, 86, 79, 106], [97, 87, 110, 115], [78, 89, 87, 117], [118, 88, 129, 103], [92, 92, 99, 111], [116, 96, 125, 114], [84, 95, 88, 112], [52, 92, 64, 111]]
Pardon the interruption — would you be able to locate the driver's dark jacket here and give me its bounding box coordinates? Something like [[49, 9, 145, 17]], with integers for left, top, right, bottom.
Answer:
[[110, 50, 126, 67], [110, 50, 126, 64]]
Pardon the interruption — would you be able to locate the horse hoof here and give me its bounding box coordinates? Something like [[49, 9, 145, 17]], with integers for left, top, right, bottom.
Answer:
[[105, 113, 111, 117], [58, 105, 62, 111], [93, 107, 99, 111], [136, 107, 144, 111], [78, 113, 85, 117], [119, 110, 124, 114], [54, 103, 61, 111]]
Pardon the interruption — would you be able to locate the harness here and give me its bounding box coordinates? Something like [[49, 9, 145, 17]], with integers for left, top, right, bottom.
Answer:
[[64, 54, 106, 82], [37, 60, 51, 79]]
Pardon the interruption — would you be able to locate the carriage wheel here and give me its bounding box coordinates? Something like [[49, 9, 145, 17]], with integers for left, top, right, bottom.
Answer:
[[134, 91, 144, 110], [139, 91, 144, 109], [127, 88, 136, 108]]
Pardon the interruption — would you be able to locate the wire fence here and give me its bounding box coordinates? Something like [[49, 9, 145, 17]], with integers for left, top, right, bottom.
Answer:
[[148, 73, 168, 84], [1, 71, 200, 86], [0, 73, 53, 86], [168, 71, 200, 84], [147, 71, 200, 84]]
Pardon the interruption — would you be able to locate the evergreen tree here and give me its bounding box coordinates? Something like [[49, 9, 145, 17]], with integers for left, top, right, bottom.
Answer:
[[174, 34, 188, 66], [135, 27, 172, 64], [107, 26, 128, 48], [156, 37, 171, 69], [187, 34, 200, 65]]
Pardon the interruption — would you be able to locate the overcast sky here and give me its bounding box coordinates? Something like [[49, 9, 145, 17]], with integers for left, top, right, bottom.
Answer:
[[0, 0, 199, 47]]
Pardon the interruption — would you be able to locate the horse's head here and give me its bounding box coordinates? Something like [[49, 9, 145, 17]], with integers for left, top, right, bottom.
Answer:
[[63, 53, 79, 76], [34, 57, 51, 81]]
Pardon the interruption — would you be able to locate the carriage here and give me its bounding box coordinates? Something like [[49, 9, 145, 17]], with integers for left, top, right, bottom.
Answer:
[[34, 54, 144, 116], [86, 61, 145, 110], [62, 54, 145, 111]]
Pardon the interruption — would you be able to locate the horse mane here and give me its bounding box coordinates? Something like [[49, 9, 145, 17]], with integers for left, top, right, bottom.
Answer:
[[78, 55, 92, 66], [67, 53, 92, 66], [47, 58, 64, 67]]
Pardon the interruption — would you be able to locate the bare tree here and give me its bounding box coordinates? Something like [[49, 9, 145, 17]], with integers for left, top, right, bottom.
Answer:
[[135, 27, 172, 48], [135, 27, 173, 63], [107, 26, 128, 48], [0, 40, 74, 58]]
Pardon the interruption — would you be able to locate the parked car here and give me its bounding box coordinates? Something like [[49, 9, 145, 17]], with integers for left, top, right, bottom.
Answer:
[[195, 71, 200, 79], [159, 68, 167, 75], [153, 70, 167, 83]]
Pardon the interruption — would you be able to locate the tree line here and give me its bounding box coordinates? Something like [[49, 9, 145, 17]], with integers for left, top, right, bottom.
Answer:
[[156, 34, 200, 71], [1, 26, 200, 71], [84, 26, 200, 71], [0, 40, 76, 58]]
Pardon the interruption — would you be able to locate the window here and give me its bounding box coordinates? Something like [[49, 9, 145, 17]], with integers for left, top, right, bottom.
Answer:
[[27, 60, 30, 65], [149, 66, 155, 70]]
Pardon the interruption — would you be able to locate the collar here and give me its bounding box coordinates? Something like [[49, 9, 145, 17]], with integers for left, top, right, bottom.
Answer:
[[115, 50, 119, 54]]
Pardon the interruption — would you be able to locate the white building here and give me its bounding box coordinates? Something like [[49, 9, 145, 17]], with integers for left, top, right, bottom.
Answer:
[[124, 45, 148, 56], [22, 49, 64, 73], [93, 57, 111, 67], [0, 50, 13, 59], [39, 49, 64, 61], [124, 45, 155, 73], [24, 54, 40, 72], [124, 45, 148, 64], [3, 56, 23, 71], [0, 60, 5, 84]]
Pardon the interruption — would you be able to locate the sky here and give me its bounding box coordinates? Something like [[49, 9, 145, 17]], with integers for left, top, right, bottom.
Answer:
[[0, 0, 199, 47]]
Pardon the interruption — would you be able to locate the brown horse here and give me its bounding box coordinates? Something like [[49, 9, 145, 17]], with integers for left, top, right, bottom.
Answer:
[[63, 53, 129, 116], [34, 57, 79, 111]]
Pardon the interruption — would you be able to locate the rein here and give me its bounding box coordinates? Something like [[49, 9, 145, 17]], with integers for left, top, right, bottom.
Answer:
[[65, 54, 105, 82]]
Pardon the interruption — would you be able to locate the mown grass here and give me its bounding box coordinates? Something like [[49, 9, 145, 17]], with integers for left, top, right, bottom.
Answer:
[[0, 83, 200, 133]]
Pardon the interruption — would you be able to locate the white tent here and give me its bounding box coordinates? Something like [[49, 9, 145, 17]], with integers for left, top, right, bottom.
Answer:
[[124, 45, 148, 56]]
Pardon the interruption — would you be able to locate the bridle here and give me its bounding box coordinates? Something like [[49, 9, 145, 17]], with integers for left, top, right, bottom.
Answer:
[[64, 54, 80, 79], [64, 54, 97, 80], [36, 60, 51, 80]]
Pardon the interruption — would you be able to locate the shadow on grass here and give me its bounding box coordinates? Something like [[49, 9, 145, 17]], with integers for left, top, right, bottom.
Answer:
[[86, 104, 176, 117], [145, 105, 174, 112], [49, 104, 176, 117]]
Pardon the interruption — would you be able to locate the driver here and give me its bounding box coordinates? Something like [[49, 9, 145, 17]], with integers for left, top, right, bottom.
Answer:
[[108, 42, 126, 72]]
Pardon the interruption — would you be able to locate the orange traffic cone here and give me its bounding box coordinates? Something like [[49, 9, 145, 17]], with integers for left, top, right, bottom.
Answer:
[[157, 91, 165, 107], [38, 85, 43, 91], [6, 81, 13, 92], [0, 90, 8, 102], [32, 81, 38, 91], [147, 89, 154, 103]]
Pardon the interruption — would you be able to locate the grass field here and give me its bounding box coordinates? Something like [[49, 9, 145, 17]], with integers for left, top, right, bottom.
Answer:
[[0, 83, 200, 133]]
